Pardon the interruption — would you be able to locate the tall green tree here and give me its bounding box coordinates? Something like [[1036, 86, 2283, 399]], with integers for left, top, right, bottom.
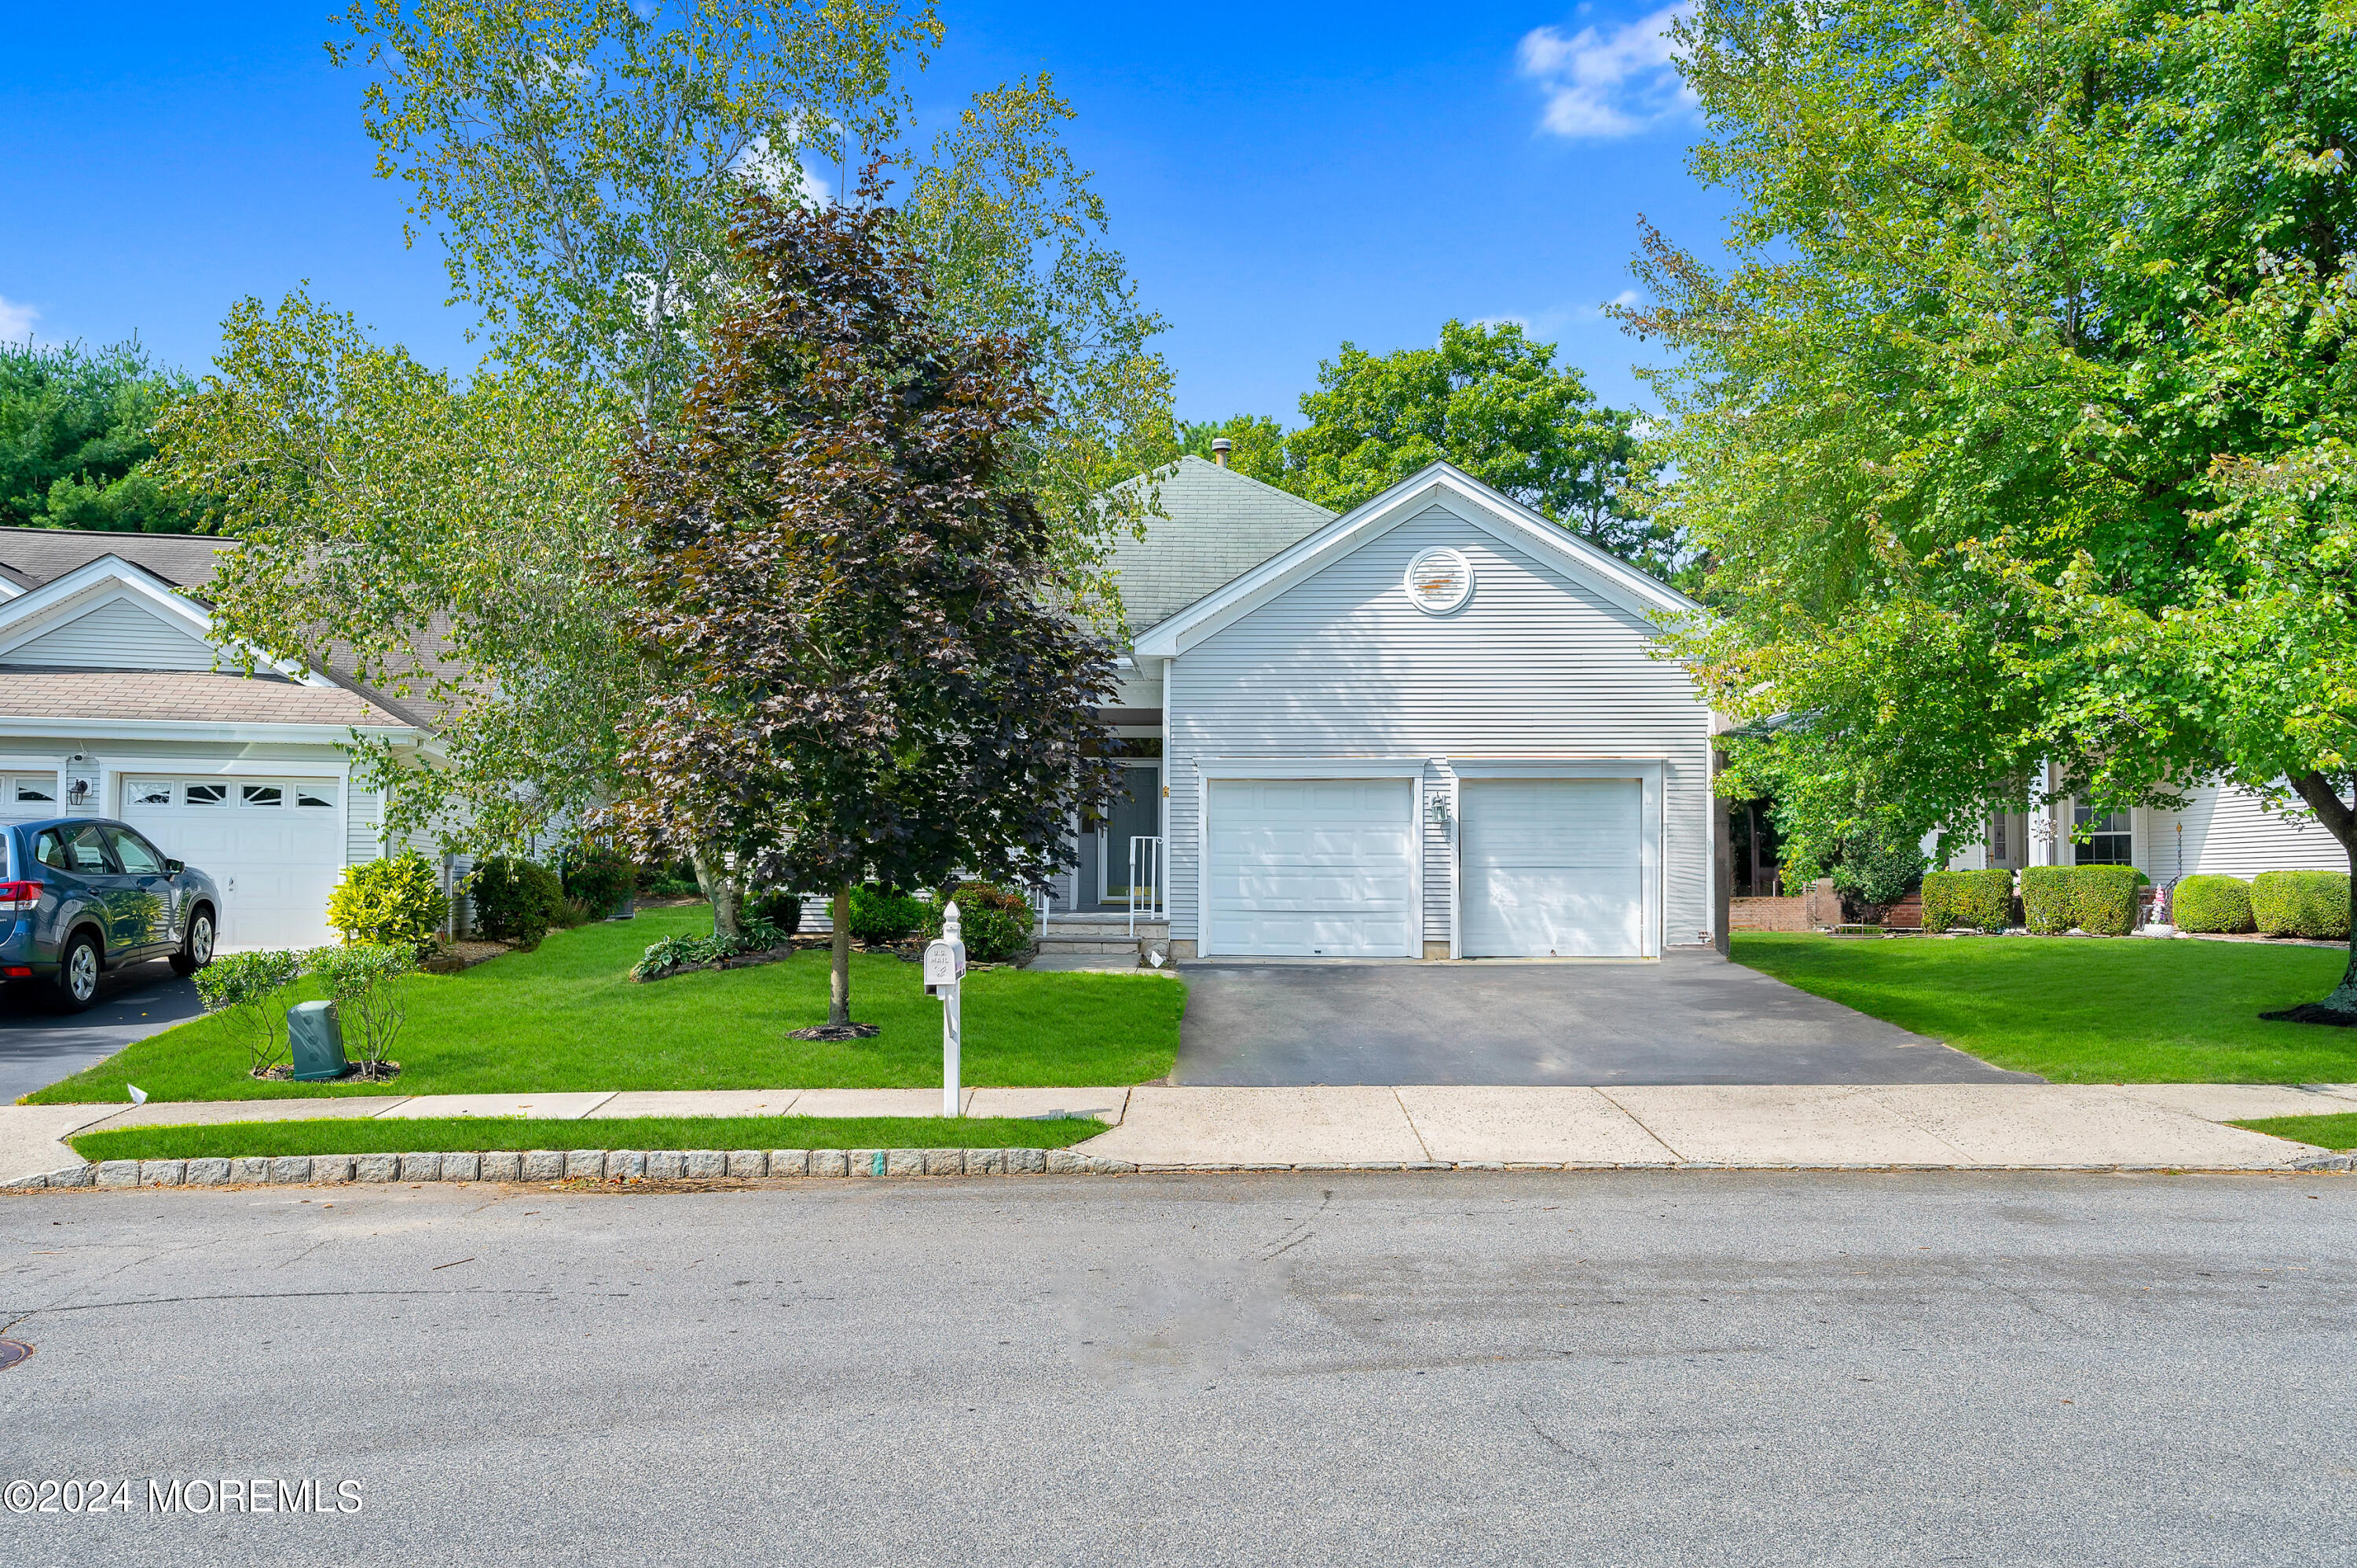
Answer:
[[1640, 0, 2357, 1017], [1288, 319, 1662, 566], [0, 339, 206, 533], [332, 0, 940, 430], [156, 291, 638, 855], [610, 185, 1120, 1035]]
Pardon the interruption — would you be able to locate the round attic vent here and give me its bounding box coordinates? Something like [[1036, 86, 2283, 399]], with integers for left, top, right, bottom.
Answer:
[[1403, 548, 1472, 614]]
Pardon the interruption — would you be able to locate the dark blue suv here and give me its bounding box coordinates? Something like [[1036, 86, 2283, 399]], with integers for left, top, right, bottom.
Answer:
[[1, 818, 222, 1010]]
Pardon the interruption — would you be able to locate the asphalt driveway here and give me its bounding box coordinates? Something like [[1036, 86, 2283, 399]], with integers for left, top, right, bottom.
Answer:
[[1174, 947, 2037, 1086], [0, 961, 199, 1103]]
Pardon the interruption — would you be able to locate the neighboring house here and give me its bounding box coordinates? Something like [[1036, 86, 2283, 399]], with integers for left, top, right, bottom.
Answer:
[[0, 527, 435, 952], [1939, 766, 2350, 886], [1044, 456, 1721, 959]]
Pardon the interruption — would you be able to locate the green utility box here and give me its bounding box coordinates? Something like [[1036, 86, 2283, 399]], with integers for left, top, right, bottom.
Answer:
[[288, 1000, 350, 1082]]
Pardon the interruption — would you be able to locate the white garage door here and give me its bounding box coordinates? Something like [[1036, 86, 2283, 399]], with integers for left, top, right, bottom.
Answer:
[[0, 774, 61, 822], [1204, 778, 1418, 957], [1461, 778, 1645, 958], [121, 776, 344, 951]]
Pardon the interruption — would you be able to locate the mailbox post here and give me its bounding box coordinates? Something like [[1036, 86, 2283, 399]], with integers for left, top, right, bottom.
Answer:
[[922, 900, 968, 1117]]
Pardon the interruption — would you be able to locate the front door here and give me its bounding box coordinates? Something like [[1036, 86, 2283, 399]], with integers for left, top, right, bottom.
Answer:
[[1098, 764, 1161, 903]]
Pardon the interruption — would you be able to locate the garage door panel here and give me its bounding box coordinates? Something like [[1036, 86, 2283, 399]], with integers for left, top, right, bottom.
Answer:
[[1207, 778, 1417, 958], [122, 775, 344, 951], [1462, 779, 1647, 958]]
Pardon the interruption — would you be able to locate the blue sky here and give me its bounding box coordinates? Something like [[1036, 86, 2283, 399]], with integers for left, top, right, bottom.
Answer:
[[0, 1, 1721, 421]]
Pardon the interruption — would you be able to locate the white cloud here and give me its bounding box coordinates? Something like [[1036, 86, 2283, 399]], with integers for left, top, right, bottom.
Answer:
[[1516, 4, 1696, 139], [0, 294, 38, 343]]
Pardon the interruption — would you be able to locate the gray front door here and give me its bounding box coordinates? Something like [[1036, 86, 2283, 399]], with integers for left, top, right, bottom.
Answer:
[[1100, 765, 1161, 902]]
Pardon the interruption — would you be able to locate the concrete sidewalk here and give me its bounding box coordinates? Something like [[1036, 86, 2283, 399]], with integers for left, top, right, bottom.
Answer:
[[8, 1081, 2355, 1182]]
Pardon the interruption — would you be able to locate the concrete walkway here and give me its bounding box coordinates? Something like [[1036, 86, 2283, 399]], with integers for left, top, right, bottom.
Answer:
[[8, 1081, 2356, 1182]]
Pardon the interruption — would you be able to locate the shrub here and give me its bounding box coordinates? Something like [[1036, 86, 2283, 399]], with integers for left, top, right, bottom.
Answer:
[[2172, 874, 2254, 933], [2018, 866, 2073, 934], [324, 852, 449, 956], [747, 887, 806, 935], [1920, 869, 2014, 932], [194, 949, 302, 1077], [467, 856, 567, 947], [848, 884, 927, 946], [629, 918, 792, 981], [306, 943, 416, 1075], [562, 843, 635, 917], [2069, 865, 2143, 936], [2252, 870, 2352, 940], [922, 881, 1036, 962]]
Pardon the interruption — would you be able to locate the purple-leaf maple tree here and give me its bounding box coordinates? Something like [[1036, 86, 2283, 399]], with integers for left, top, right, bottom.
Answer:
[[608, 178, 1121, 1035]]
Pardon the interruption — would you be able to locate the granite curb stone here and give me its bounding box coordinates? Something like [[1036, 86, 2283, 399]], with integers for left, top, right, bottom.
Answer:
[[139, 1160, 185, 1186], [186, 1157, 231, 1185], [480, 1151, 522, 1181], [271, 1156, 313, 1185]]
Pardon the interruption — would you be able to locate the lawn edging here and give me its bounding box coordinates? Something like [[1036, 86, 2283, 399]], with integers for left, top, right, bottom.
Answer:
[[14, 1144, 1138, 1190]]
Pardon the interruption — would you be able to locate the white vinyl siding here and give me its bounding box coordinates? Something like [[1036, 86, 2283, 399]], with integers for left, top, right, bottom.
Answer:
[[1165, 504, 1711, 949], [1461, 778, 1644, 957], [1203, 778, 1417, 956], [2, 594, 218, 670], [2139, 786, 2349, 881]]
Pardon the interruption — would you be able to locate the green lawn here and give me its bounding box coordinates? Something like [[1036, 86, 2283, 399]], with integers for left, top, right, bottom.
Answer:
[[26, 907, 1181, 1104], [71, 1114, 1107, 1163], [1732, 932, 2357, 1082], [2232, 1112, 2357, 1151]]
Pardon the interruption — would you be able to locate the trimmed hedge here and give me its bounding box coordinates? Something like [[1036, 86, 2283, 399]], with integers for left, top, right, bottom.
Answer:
[[2019, 864, 2145, 936], [2172, 874, 2255, 933], [1920, 869, 2014, 932], [2251, 870, 2351, 940], [469, 856, 567, 947], [922, 881, 1035, 962]]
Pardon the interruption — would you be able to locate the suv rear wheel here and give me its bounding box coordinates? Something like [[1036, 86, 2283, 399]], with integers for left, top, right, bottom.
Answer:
[[169, 907, 215, 978], [55, 929, 101, 1012]]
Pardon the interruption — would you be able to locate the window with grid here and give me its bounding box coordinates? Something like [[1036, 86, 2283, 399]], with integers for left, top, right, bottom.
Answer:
[[2073, 807, 2132, 865]]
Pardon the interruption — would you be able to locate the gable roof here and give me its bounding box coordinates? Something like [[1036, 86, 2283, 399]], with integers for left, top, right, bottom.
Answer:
[[1131, 460, 1703, 658], [1104, 456, 1336, 636], [0, 526, 236, 600]]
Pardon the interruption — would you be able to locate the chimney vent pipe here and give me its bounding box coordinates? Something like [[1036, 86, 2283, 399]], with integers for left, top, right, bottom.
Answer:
[[1210, 438, 1232, 467]]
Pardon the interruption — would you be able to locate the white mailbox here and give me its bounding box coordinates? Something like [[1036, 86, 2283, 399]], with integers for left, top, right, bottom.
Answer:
[[926, 901, 968, 1116], [923, 937, 966, 995]]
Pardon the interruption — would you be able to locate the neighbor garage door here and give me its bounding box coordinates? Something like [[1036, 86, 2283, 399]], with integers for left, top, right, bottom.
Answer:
[[1461, 778, 1645, 958], [1204, 778, 1417, 957], [121, 775, 345, 951]]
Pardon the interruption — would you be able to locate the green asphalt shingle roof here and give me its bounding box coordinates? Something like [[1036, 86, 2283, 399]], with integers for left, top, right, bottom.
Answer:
[[1105, 456, 1336, 638]]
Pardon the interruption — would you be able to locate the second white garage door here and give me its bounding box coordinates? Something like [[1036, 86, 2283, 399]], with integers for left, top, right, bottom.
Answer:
[[1461, 778, 1646, 957], [1204, 778, 1418, 957]]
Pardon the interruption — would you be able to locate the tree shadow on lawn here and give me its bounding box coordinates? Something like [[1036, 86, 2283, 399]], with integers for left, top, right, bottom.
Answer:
[[27, 907, 1182, 1103]]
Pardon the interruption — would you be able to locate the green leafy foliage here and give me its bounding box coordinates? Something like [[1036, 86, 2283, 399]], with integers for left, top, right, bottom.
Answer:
[[560, 843, 634, 918], [325, 851, 450, 955], [1285, 321, 1661, 569], [2020, 866, 2144, 935], [1646, 0, 2357, 1005], [2252, 871, 2352, 940], [847, 885, 928, 947], [467, 856, 567, 947], [1176, 415, 1291, 486], [303, 943, 416, 1069], [192, 949, 303, 1076], [629, 918, 791, 981], [924, 881, 1035, 962], [2172, 875, 2256, 934], [1920, 870, 2014, 932], [746, 888, 805, 935], [0, 339, 206, 532]]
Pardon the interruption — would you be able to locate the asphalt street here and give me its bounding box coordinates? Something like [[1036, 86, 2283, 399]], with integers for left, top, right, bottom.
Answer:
[[2, 1171, 2352, 1566], [0, 964, 197, 1105]]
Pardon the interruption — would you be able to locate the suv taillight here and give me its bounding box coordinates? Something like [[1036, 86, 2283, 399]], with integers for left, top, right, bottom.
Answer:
[[0, 881, 41, 915]]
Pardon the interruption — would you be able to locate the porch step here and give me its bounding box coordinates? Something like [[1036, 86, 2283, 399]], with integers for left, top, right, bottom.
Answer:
[[1032, 939, 1149, 955]]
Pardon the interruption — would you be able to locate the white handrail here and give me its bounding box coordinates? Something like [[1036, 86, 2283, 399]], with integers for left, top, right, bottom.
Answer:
[[1127, 835, 1164, 936]]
